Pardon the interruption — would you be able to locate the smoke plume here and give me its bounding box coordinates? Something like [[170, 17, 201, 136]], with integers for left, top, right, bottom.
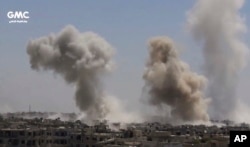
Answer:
[[27, 25, 114, 120], [143, 36, 209, 122], [187, 0, 249, 120]]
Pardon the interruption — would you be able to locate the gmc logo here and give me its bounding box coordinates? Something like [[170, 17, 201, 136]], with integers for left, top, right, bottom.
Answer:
[[7, 11, 29, 19]]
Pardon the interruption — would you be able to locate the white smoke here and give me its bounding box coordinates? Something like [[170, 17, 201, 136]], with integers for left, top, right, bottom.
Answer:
[[27, 25, 114, 121], [26, 25, 142, 123], [103, 95, 143, 123], [187, 0, 249, 120], [0, 104, 13, 113], [77, 95, 143, 124]]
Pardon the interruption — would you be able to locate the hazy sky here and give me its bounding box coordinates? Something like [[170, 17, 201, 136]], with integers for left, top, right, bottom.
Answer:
[[0, 0, 250, 113]]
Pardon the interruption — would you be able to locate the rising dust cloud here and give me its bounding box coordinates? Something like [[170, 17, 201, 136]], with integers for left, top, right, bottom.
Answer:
[[187, 0, 249, 120], [25, 0, 249, 124], [27, 25, 115, 121], [27, 25, 140, 123], [143, 37, 209, 122]]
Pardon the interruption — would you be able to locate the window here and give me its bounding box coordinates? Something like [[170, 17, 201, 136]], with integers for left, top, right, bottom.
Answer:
[[77, 135, 81, 140], [20, 131, 25, 136], [28, 132, 32, 136]]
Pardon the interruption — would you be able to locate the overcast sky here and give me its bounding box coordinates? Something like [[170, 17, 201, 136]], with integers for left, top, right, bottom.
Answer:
[[0, 0, 250, 113]]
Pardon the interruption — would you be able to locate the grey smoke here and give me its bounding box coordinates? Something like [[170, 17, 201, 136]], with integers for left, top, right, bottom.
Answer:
[[27, 25, 114, 120], [187, 0, 248, 120], [143, 36, 209, 122]]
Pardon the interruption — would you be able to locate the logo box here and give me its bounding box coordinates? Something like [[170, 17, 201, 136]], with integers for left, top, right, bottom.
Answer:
[[7, 11, 29, 23], [230, 131, 250, 147]]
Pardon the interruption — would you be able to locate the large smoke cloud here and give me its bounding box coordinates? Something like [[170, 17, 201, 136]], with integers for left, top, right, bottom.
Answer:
[[187, 0, 249, 120], [27, 25, 114, 120], [143, 36, 209, 122]]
